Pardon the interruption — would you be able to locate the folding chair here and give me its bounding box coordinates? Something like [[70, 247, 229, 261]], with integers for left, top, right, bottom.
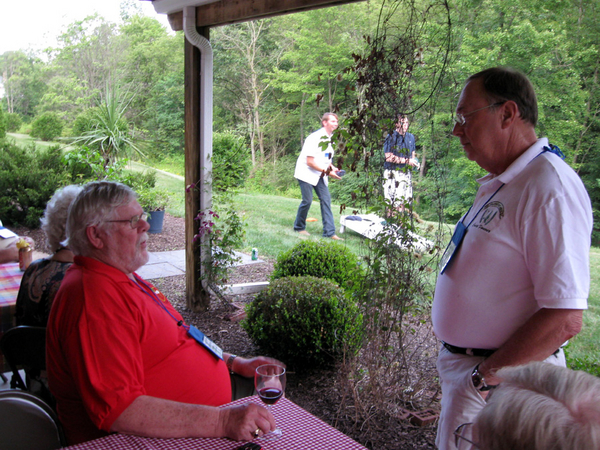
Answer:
[[0, 326, 54, 407], [0, 390, 66, 449]]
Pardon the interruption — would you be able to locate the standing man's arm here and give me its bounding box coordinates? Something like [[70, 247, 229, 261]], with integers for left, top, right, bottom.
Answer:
[[476, 307, 582, 387], [306, 156, 341, 179], [306, 156, 326, 172]]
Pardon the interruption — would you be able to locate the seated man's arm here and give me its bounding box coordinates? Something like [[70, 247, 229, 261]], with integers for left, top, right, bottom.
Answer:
[[111, 395, 275, 441]]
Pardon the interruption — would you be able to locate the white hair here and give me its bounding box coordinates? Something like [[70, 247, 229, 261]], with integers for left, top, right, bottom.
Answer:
[[40, 185, 83, 252], [64, 181, 136, 256], [475, 362, 600, 450]]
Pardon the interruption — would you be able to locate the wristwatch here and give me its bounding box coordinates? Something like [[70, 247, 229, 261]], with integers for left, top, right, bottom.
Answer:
[[226, 354, 237, 374], [471, 364, 496, 391]]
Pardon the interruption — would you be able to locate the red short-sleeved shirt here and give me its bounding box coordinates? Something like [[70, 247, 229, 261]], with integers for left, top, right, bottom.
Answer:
[[46, 256, 232, 445]]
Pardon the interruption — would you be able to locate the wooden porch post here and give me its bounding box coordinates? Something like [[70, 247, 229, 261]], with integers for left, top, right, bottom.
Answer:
[[184, 27, 211, 311]]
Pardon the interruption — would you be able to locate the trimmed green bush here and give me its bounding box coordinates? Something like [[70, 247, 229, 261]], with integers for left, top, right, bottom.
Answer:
[[5, 113, 22, 133], [271, 240, 361, 290], [243, 276, 363, 369], [0, 141, 70, 227], [31, 112, 64, 141]]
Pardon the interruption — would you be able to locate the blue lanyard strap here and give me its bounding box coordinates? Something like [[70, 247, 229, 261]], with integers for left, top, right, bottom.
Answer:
[[462, 183, 505, 230], [461, 144, 563, 229], [133, 274, 189, 331]]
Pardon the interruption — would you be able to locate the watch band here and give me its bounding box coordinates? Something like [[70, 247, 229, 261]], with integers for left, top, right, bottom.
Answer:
[[471, 364, 496, 391], [226, 354, 237, 374]]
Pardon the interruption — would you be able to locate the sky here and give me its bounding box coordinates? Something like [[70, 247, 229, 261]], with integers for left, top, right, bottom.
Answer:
[[0, 0, 171, 55]]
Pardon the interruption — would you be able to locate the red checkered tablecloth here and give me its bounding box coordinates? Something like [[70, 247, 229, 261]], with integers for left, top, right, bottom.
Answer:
[[0, 262, 22, 373], [64, 396, 367, 450]]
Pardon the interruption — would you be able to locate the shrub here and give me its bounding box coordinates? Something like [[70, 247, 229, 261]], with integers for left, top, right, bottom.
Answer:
[[0, 141, 70, 227], [5, 113, 22, 133], [271, 240, 361, 291], [243, 276, 363, 369], [31, 112, 64, 141], [212, 131, 251, 192], [0, 108, 6, 139]]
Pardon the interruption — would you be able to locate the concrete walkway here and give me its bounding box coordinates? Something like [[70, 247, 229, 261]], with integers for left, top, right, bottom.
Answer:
[[136, 250, 262, 280]]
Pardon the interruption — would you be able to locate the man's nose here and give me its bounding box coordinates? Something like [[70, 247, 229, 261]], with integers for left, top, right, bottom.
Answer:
[[452, 122, 462, 136], [139, 217, 150, 233]]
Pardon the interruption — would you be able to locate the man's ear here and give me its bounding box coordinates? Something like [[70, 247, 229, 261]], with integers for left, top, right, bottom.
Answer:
[[86, 225, 105, 250], [500, 101, 519, 129]]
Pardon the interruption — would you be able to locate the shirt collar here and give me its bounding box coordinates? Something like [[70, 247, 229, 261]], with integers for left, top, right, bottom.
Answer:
[[73, 255, 136, 283], [477, 137, 549, 186]]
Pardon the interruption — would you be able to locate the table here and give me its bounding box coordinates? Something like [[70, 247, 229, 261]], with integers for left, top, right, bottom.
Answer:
[[0, 262, 22, 372], [63, 396, 367, 450]]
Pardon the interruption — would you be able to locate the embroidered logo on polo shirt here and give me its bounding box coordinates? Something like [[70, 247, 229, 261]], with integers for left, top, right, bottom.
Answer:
[[473, 201, 504, 232]]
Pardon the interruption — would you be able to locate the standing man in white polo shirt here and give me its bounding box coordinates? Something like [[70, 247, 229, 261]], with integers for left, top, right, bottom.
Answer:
[[432, 67, 592, 449], [293, 112, 343, 240]]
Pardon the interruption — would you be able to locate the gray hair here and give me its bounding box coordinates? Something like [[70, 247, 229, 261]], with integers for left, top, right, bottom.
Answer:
[[40, 185, 83, 252], [64, 181, 137, 256], [475, 362, 600, 449]]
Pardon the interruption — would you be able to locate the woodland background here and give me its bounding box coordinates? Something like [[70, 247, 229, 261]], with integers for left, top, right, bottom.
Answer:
[[1, 0, 599, 239]]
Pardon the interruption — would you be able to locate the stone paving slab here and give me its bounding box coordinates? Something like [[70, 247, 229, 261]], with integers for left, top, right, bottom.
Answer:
[[137, 250, 262, 280]]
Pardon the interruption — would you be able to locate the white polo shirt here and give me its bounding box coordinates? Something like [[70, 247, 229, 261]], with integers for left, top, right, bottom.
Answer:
[[294, 127, 334, 187], [432, 138, 592, 349]]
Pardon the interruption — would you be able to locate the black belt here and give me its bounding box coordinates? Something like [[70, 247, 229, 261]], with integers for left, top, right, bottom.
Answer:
[[442, 341, 496, 358], [442, 341, 561, 358]]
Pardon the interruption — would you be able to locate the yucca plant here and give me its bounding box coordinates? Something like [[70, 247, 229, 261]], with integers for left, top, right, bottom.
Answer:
[[68, 83, 145, 168]]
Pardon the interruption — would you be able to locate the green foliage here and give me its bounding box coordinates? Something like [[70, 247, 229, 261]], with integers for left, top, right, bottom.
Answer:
[[271, 240, 361, 291], [244, 154, 298, 197], [30, 112, 64, 141], [62, 146, 128, 182], [145, 71, 184, 157], [195, 192, 246, 286], [0, 141, 69, 227], [135, 186, 170, 212], [243, 276, 363, 369], [5, 113, 22, 133], [212, 131, 252, 192], [0, 108, 6, 139], [68, 84, 144, 166]]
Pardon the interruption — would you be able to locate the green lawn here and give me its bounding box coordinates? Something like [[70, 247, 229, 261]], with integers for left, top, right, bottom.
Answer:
[[566, 247, 600, 374]]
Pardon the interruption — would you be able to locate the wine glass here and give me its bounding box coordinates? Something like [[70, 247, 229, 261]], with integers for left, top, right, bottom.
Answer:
[[255, 364, 286, 439]]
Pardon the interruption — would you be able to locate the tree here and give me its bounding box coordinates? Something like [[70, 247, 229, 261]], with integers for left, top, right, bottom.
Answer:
[[0, 51, 47, 118], [213, 20, 282, 165], [0, 107, 6, 139]]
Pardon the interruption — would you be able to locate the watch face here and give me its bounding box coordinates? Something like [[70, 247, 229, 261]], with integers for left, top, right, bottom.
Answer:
[[472, 369, 483, 389]]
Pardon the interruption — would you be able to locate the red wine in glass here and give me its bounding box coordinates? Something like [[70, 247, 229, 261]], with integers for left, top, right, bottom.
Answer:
[[255, 364, 286, 439], [258, 387, 283, 405]]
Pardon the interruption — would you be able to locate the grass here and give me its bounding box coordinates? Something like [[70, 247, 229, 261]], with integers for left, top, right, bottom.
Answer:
[[127, 161, 185, 217], [7, 133, 68, 150], [565, 247, 600, 375]]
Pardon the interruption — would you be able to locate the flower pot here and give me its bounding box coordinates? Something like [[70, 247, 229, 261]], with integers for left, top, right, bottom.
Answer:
[[147, 210, 165, 234]]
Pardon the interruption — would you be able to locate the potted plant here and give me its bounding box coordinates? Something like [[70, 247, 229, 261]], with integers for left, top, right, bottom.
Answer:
[[136, 186, 170, 233]]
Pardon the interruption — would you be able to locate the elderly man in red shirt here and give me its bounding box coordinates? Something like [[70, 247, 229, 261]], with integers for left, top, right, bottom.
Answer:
[[47, 181, 282, 445]]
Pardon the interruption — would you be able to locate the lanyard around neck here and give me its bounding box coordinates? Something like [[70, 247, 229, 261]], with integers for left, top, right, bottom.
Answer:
[[133, 274, 188, 330]]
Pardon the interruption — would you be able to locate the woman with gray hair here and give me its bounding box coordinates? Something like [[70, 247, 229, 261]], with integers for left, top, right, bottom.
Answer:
[[15, 184, 83, 326], [454, 361, 600, 449]]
